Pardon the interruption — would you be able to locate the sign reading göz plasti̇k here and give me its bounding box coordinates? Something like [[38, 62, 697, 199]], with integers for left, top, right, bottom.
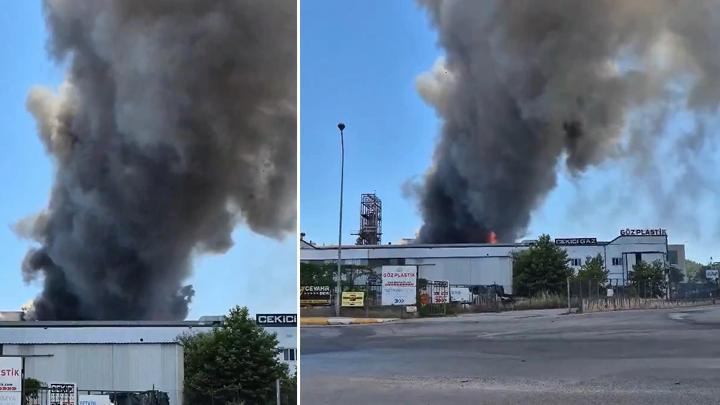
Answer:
[[0, 357, 22, 405], [381, 265, 417, 306]]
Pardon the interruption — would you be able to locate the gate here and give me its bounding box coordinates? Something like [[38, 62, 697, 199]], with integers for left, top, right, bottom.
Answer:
[[24, 387, 75, 405], [418, 280, 449, 316]]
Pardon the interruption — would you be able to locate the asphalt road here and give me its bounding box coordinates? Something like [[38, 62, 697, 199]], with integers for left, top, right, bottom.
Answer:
[[300, 306, 720, 404]]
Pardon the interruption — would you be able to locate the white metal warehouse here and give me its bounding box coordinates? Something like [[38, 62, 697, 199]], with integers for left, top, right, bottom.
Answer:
[[301, 229, 686, 293], [0, 316, 297, 405]]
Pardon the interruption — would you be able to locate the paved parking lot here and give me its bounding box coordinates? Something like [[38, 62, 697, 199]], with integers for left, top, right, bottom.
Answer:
[[301, 306, 720, 404]]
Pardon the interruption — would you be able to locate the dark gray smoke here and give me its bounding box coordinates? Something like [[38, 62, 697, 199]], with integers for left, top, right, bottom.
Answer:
[[18, 0, 296, 320], [415, 0, 720, 243]]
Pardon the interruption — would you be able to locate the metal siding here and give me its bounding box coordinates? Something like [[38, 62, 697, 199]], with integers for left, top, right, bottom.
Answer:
[[0, 326, 215, 344], [3, 344, 182, 405], [409, 256, 513, 292]]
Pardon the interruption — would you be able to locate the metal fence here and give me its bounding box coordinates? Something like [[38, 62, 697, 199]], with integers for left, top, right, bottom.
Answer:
[[568, 279, 719, 313], [23, 388, 171, 405], [301, 282, 514, 317], [24, 387, 77, 405]]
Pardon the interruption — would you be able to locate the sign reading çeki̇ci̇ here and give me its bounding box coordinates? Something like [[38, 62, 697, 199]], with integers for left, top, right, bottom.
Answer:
[[381, 265, 417, 306], [256, 314, 297, 327]]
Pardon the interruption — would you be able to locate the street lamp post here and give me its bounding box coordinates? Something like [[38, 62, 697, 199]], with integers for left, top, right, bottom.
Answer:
[[335, 122, 346, 317]]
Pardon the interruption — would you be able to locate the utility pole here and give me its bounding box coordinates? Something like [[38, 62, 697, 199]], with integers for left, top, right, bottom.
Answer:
[[335, 123, 346, 317]]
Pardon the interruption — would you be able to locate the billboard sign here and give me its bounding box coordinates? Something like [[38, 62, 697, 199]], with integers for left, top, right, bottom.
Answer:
[[49, 382, 77, 405], [706, 269, 719, 281], [300, 286, 331, 306], [620, 228, 667, 237], [555, 238, 597, 246], [79, 395, 111, 405], [256, 314, 297, 327], [450, 287, 472, 303], [381, 265, 417, 306], [0, 357, 21, 405], [430, 280, 450, 304], [341, 292, 365, 307]]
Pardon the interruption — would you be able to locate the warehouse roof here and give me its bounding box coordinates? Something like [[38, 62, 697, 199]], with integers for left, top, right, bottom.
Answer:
[[0, 321, 218, 344]]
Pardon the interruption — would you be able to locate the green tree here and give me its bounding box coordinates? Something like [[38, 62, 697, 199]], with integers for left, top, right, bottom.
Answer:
[[667, 265, 685, 284], [576, 254, 608, 284], [685, 259, 703, 281], [23, 378, 42, 403], [179, 306, 293, 404], [628, 260, 667, 297], [300, 262, 336, 286], [513, 234, 572, 296]]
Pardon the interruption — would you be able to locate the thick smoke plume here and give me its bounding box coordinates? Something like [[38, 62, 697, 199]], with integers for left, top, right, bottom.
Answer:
[[416, 0, 720, 243], [19, 0, 296, 320]]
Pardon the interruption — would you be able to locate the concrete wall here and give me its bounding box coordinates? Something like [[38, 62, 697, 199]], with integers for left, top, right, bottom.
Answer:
[[3, 343, 183, 405]]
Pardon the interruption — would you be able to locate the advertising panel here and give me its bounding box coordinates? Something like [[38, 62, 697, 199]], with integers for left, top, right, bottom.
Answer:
[[341, 291, 365, 307], [0, 357, 21, 405], [300, 286, 331, 306], [381, 265, 417, 306], [450, 287, 472, 303], [706, 269, 719, 281], [79, 395, 111, 405], [49, 382, 77, 405], [430, 280, 450, 304]]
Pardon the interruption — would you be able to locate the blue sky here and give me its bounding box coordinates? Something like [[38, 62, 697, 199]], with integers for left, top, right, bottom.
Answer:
[[301, 0, 720, 263], [0, 2, 296, 319]]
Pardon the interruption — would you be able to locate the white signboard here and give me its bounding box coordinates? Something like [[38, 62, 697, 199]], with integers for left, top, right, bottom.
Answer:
[[430, 280, 450, 304], [607, 288, 614, 297], [706, 269, 719, 281], [79, 395, 111, 405], [381, 265, 417, 306], [49, 382, 77, 405], [0, 357, 21, 405], [450, 287, 472, 303]]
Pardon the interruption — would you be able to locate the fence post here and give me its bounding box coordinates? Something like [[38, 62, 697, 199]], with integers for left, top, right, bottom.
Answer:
[[566, 277, 571, 313]]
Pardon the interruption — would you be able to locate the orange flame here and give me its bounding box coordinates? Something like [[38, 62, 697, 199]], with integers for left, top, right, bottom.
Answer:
[[488, 231, 498, 244]]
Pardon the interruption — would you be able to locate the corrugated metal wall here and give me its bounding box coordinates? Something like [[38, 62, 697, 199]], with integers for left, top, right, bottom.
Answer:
[[3, 343, 183, 404], [408, 256, 513, 292]]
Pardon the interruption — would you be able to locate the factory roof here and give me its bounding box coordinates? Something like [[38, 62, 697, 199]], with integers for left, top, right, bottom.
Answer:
[[0, 320, 218, 344]]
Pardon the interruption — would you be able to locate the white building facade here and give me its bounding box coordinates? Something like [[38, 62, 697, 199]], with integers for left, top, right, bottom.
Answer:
[[0, 315, 297, 405], [301, 229, 685, 293]]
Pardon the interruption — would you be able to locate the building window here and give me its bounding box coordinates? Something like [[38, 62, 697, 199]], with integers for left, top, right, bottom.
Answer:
[[668, 250, 678, 265], [283, 348, 296, 361], [612, 257, 623, 266], [570, 258, 581, 266]]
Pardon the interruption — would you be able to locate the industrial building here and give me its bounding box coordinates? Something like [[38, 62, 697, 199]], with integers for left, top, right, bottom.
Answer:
[[0, 314, 297, 405], [301, 229, 686, 293]]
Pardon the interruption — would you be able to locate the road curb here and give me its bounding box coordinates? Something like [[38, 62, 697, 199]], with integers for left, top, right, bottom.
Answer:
[[301, 317, 398, 326]]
